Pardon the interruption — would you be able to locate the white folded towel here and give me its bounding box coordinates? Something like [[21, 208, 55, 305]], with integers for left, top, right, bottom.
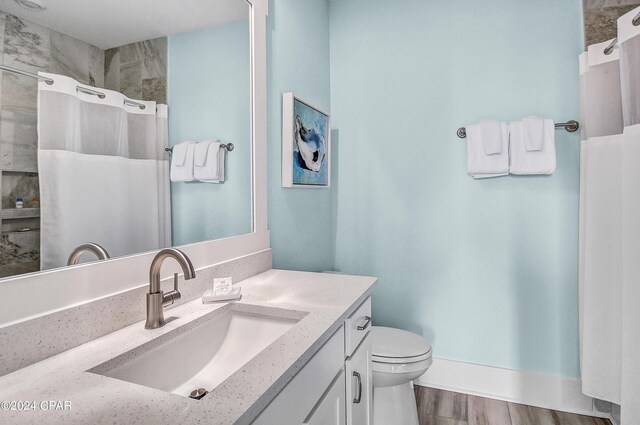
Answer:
[[466, 122, 509, 179], [522, 116, 545, 151], [509, 119, 556, 175], [170, 141, 196, 182], [194, 140, 225, 183], [479, 120, 504, 155]]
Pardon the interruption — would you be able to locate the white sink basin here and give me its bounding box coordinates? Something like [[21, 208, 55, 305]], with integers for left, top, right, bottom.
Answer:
[[90, 303, 305, 398]]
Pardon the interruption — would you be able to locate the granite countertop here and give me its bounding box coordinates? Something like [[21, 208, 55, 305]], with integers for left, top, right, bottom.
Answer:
[[0, 269, 376, 425]]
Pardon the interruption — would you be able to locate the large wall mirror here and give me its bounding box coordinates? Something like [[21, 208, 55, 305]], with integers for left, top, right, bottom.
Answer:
[[0, 0, 253, 279]]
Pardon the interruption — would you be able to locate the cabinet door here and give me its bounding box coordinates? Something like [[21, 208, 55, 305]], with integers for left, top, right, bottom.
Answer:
[[252, 326, 345, 425], [345, 333, 372, 425], [304, 369, 346, 425]]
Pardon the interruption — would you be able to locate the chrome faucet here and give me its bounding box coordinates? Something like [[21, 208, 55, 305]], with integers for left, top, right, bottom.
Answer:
[[67, 243, 110, 265], [145, 248, 196, 329]]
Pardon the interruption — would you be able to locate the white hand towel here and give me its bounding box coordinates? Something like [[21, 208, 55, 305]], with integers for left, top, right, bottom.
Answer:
[[200, 149, 225, 183], [194, 140, 225, 183], [509, 119, 556, 175], [479, 120, 504, 155], [522, 116, 545, 151], [466, 122, 509, 179], [170, 141, 196, 182]]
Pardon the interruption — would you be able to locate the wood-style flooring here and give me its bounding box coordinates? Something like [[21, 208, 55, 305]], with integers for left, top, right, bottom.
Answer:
[[414, 385, 612, 425]]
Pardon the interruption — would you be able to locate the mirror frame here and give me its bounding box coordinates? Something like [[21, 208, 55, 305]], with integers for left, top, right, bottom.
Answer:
[[0, 0, 269, 325]]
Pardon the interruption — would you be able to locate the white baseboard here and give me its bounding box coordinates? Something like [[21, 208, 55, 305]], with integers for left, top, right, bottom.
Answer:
[[414, 358, 609, 419]]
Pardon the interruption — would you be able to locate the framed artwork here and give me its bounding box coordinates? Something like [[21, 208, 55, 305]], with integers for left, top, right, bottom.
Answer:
[[282, 93, 330, 188]]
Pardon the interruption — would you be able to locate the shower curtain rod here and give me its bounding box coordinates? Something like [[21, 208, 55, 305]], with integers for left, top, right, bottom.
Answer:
[[0, 63, 147, 110], [456, 120, 580, 139], [603, 10, 640, 55], [165, 143, 235, 153], [0, 64, 53, 84]]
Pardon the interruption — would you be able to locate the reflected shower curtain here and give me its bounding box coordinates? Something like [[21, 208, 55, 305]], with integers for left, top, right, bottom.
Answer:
[[37, 73, 171, 269], [579, 6, 640, 424]]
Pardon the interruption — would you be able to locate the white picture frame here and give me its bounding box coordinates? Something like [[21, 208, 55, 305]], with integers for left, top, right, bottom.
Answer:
[[282, 92, 331, 188]]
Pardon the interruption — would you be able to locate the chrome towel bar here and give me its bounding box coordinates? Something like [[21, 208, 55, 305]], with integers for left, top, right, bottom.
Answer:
[[165, 143, 235, 153], [456, 120, 579, 139]]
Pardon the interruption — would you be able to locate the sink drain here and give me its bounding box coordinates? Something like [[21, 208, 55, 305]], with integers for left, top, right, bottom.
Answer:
[[189, 388, 209, 400]]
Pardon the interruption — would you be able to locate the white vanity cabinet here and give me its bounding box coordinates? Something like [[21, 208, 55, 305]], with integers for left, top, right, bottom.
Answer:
[[252, 297, 373, 425], [344, 298, 373, 425]]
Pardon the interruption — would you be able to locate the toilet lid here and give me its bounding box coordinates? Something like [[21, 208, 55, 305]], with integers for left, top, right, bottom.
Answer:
[[371, 326, 432, 362]]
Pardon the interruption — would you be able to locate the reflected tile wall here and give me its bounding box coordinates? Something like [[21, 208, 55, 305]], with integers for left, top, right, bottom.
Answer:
[[0, 108, 38, 172], [104, 37, 167, 104], [1, 173, 38, 209], [142, 77, 166, 104], [3, 14, 50, 72], [50, 31, 93, 85], [119, 61, 142, 99], [0, 13, 5, 64], [583, 0, 640, 46], [0, 231, 39, 278]]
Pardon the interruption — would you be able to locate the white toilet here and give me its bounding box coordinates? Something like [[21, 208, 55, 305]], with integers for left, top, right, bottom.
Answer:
[[371, 326, 432, 425]]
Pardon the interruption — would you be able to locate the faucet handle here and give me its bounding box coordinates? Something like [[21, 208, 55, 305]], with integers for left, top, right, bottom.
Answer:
[[162, 273, 182, 306]]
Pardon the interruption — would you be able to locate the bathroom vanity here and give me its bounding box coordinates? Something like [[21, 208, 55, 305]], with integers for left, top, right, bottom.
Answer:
[[0, 269, 376, 425]]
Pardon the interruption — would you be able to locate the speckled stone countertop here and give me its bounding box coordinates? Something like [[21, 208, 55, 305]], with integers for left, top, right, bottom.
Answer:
[[0, 269, 376, 425]]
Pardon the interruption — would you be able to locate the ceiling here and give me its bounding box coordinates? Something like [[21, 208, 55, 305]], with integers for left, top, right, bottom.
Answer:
[[0, 0, 249, 49]]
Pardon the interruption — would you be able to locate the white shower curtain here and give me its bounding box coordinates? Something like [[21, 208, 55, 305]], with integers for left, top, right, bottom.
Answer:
[[37, 73, 171, 269], [618, 8, 640, 423], [579, 6, 640, 424], [579, 39, 624, 405]]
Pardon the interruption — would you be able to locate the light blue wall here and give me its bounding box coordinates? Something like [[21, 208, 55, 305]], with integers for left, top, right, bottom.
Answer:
[[267, 0, 334, 271], [168, 21, 252, 246], [329, 0, 584, 377]]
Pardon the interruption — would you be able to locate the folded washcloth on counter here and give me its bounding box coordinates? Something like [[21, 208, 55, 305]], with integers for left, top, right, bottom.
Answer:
[[466, 121, 509, 179], [509, 119, 556, 175], [169, 141, 196, 182]]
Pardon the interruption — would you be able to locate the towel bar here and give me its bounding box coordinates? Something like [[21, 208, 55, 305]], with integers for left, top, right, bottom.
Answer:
[[165, 143, 235, 153], [456, 120, 579, 139]]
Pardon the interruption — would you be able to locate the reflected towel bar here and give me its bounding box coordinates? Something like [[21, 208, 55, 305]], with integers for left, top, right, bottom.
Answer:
[[165, 143, 235, 153], [456, 120, 580, 139]]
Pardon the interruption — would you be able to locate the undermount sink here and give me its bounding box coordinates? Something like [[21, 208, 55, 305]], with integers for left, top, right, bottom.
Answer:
[[89, 303, 305, 398]]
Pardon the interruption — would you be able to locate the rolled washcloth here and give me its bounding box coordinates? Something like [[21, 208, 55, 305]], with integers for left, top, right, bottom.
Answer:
[[169, 141, 196, 182], [466, 121, 509, 179]]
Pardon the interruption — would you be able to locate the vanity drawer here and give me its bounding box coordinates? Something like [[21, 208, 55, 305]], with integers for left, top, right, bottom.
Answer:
[[344, 297, 372, 357]]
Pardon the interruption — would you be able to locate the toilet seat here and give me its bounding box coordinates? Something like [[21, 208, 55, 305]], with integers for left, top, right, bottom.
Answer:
[[372, 356, 432, 374], [371, 326, 432, 364], [372, 351, 431, 364]]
